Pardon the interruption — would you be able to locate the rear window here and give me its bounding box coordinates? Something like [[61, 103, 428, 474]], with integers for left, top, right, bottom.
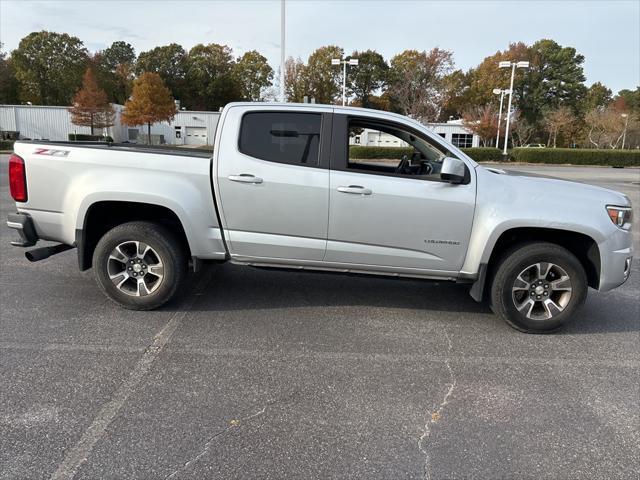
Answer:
[[239, 112, 322, 166]]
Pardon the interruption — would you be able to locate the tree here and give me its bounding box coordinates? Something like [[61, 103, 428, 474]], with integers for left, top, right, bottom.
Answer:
[[121, 72, 176, 144], [584, 106, 634, 149], [96, 41, 136, 104], [583, 82, 612, 112], [284, 56, 307, 102], [347, 49, 388, 108], [11, 31, 88, 105], [184, 43, 241, 110], [614, 87, 640, 119], [510, 112, 536, 147], [0, 44, 20, 104], [136, 44, 188, 103], [102, 41, 136, 71], [304, 45, 344, 104], [517, 39, 587, 125], [234, 50, 273, 101], [387, 48, 454, 122], [68, 68, 115, 135], [542, 106, 574, 147], [439, 69, 469, 120], [459, 42, 530, 113], [462, 105, 498, 146]]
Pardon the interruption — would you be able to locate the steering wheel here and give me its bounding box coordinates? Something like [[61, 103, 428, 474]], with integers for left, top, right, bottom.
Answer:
[[396, 155, 410, 174]]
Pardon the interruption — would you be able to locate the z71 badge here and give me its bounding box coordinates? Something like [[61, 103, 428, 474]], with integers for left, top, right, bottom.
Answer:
[[33, 148, 69, 157]]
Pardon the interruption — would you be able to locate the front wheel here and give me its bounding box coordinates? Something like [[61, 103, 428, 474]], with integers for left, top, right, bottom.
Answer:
[[93, 221, 188, 310], [490, 242, 588, 333]]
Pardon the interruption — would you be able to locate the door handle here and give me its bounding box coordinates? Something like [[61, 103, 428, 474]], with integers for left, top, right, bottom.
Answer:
[[228, 174, 263, 184], [337, 185, 372, 195]]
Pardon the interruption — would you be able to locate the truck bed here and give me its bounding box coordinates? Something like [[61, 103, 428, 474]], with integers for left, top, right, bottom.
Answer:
[[11, 140, 227, 262]]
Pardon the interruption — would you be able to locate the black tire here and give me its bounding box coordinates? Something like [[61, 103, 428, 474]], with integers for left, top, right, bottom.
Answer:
[[93, 221, 188, 310], [490, 242, 587, 333]]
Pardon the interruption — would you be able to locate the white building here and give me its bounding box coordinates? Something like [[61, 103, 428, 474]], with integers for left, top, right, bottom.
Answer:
[[349, 119, 479, 149], [1, 104, 477, 148], [0, 104, 220, 146]]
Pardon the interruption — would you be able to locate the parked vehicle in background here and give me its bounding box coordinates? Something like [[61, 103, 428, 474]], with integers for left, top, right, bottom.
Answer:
[[522, 144, 546, 148], [7, 103, 634, 333]]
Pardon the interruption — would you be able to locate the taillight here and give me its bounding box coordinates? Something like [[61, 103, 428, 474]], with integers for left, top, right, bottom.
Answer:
[[9, 153, 28, 202]]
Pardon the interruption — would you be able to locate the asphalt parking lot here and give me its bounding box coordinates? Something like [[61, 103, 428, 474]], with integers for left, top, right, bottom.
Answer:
[[1, 155, 639, 479]]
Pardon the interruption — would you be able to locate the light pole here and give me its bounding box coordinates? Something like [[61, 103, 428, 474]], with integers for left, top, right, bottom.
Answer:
[[492, 88, 509, 148], [280, 0, 286, 102], [621, 113, 629, 149], [498, 60, 529, 156], [332, 57, 359, 106]]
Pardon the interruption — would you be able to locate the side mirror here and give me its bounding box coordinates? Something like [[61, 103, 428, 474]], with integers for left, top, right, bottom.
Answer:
[[440, 157, 467, 184]]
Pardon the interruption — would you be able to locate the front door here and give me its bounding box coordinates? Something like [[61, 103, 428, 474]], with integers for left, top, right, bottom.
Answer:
[[326, 114, 476, 273], [216, 108, 331, 261]]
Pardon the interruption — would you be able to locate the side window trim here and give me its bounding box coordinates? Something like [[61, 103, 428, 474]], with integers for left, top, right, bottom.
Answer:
[[237, 110, 331, 170]]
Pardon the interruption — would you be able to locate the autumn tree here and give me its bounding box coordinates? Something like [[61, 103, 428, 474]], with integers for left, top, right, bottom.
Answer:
[[439, 69, 469, 120], [387, 48, 454, 122], [459, 42, 530, 113], [121, 72, 176, 145], [284, 56, 307, 102], [11, 31, 88, 105], [347, 49, 388, 108], [68, 67, 115, 135], [462, 105, 498, 146], [304, 45, 344, 104]]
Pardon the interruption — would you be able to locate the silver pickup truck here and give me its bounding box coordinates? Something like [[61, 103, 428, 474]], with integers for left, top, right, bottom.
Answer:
[[7, 103, 633, 332]]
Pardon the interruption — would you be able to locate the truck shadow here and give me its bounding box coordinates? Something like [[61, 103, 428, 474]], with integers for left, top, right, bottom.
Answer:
[[176, 264, 639, 335], [182, 263, 492, 315]]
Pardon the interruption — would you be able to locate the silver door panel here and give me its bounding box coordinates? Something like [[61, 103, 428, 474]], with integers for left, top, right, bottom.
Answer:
[[326, 170, 475, 270]]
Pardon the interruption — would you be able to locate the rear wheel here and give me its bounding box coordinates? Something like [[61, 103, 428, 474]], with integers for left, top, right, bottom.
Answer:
[[490, 242, 588, 333], [93, 221, 187, 310]]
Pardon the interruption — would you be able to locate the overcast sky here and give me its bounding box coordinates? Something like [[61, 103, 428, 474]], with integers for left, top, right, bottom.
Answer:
[[1, 0, 638, 93]]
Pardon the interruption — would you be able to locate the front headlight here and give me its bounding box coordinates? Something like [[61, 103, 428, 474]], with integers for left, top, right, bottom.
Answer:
[[606, 205, 632, 229]]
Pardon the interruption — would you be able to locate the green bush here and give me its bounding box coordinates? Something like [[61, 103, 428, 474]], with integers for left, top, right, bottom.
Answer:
[[349, 146, 412, 159], [460, 147, 505, 162], [0, 140, 14, 151], [68, 133, 114, 142], [511, 148, 640, 167]]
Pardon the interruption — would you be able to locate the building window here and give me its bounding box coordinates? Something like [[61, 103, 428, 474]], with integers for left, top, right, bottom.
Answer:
[[128, 129, 139, 141], [438, 133, 446, 138], [451, 133, 473, 148], [239, 112, 321, 165]]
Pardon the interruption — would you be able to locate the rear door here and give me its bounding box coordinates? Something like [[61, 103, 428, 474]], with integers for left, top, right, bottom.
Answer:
[[215, 106, 332, 261]]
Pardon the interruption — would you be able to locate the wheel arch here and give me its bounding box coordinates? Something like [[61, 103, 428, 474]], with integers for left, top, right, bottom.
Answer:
[[470, 227, 600, 301], [77, 200, 191, 271]]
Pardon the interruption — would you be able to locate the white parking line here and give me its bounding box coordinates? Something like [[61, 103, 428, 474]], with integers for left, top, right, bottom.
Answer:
[[50, 272, 212, 480]]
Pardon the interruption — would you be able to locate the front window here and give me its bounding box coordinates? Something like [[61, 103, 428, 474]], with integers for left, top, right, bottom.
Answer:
[[346, 118, 450, 180]]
